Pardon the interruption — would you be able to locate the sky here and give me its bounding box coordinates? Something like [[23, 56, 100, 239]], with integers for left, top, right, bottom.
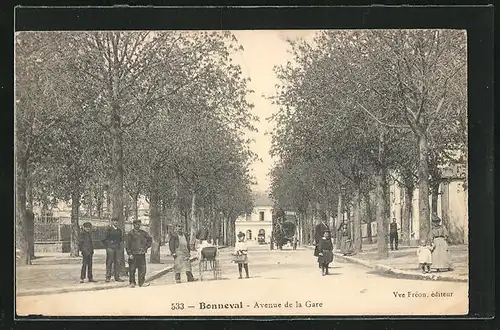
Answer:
[[230, 30, 318, 194]]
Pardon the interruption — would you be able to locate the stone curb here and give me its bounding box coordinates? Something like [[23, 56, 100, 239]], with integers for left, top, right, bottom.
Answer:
[[307, 245, 467, 283], [17, 246, 228, 297]]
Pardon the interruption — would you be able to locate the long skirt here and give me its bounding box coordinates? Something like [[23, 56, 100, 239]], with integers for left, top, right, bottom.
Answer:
[[174, 252, 192, 273], [318, 251, 333, 264], [339, 236, 351, 254], [431, 237, 451, 270]]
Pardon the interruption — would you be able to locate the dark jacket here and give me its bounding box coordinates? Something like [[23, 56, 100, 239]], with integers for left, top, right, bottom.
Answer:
[[78, 231, 94, 255], [102, 226, 123, 249], [126, 229, 152, 255], [169, 233, 191, 255], [318, 237, 333, 252], [390, 222, 398, 234]]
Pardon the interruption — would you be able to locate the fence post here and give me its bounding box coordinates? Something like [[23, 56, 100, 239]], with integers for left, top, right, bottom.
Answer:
[[58, 223, 62, 241]]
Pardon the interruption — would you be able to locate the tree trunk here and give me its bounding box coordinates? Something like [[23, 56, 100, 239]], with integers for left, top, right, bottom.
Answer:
[[431, 182, 440, 216], [417, 132, 431, 241], [364, 191, 373, 244], [26, 172, 35, 259], [375, 132, 389, 258], [353, 187, 362, 252], [70, 188, 81, 257], [189, 190, 197, 246], [16, 157, 30, 265], [110, 121, 124, 228], [161, 199, 168, 245], [133, 192, 139, 222], [149, 188, 161, 263], [402, 184, 413, 246], [375, 169, 389, 259], [110, 114, 126, 273], [337, 193, 343, 227], [225, 215, 230, 246], [346, 203, 351, 236]]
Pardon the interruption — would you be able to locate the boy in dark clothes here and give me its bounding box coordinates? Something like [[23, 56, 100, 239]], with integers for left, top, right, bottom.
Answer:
[[317, 230, 334, 276], [79, 222, 97, 283]]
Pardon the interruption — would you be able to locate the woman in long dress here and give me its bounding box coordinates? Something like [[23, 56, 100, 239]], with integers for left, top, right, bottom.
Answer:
[[338, 222, 352, 255], [429, 214, 452, 271]]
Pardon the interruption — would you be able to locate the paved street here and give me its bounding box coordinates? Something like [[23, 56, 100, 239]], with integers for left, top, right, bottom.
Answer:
[[17, 243, 468, 316]]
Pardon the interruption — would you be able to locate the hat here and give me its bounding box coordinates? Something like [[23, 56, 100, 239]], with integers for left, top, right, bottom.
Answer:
[[133, 219, 141, 224], [83, 222, 92, 228], [237, 232, 245, 238]]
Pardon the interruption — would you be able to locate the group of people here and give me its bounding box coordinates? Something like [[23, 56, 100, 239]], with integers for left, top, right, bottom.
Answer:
[[78, 219, 203, 287], [312, 212, 452, 276], [78, 218, 153, 288]]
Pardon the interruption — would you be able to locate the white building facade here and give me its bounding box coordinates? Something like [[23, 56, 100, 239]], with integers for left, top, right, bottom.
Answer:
[[235, 196, 273, 243]]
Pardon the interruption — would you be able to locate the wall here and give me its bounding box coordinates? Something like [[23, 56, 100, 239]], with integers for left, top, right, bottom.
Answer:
[[235, 206, 273, 242]]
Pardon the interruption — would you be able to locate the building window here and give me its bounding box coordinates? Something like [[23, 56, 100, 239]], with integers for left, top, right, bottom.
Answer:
[[246, 230, 252, 240], [259, 211, 265, 221]]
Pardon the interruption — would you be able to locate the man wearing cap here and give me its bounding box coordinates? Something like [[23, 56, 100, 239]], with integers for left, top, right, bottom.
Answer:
[[126, 219, 153, 287], [78, 222, 97, 283], [102, 217, 125, 282], [169, 224, 197, 283]]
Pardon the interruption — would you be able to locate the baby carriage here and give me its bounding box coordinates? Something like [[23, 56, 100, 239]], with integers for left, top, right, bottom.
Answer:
[[198, 246, 222, 281]]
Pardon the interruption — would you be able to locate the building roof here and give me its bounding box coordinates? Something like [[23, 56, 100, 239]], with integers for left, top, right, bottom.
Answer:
[[254, 192, 273, 207]]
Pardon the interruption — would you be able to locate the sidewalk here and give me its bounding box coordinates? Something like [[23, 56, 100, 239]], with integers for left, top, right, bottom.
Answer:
[[309, 243, 468, 282], [16, 246, 227, 296]]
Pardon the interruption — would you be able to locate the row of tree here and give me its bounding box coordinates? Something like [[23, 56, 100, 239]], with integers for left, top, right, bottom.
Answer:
[[15, 31, 256, 265], [269, 30, 467, 258]]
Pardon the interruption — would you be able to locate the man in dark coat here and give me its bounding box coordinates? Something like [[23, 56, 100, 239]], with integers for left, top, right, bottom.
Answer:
[[102, 217, 125, 282], [389, 218, 399, 250], [78, 222, 97, 283], [314, 212, 330, 268], [169, 223, 197, 283], [126, 220, 152, 288]]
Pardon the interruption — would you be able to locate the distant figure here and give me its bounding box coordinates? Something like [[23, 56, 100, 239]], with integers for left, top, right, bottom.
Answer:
[[416, 239, 433, 273], [429, 214, 452, 271], [126, 220, 152, 288], [338, 221, 353, 255], [293, 236, 298, 250], [169, 224, 197, 283], [102, 217, 124, 283], [79, 222, 97, 283], [233, 232, 250, 279], [314, 213, 330, 268], [389, 218, 399, 250], [317, 230, 333, 276]]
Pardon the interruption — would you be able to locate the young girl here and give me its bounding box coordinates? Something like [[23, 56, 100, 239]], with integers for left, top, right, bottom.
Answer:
[[416, 239, 433, 273], [318, 230, 334, 276], [234, 232, 249, 279]]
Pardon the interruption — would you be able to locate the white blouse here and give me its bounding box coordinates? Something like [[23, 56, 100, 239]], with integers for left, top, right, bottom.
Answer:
[[234, 241, 248, 254]]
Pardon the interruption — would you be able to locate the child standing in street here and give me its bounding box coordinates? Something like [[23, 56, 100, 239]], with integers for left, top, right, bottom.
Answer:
[[234, 232, 249, 279], [318, 230, 334, 276], [79, 222, 97, 283], [416, 239, 433, 273]]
